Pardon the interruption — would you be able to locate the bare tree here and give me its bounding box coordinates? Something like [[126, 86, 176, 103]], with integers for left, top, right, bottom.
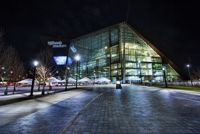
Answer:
[[0, 31, 25, 95], [36, 47, 55, 95], [192, 67, 200, 80], [11, 59, 25, 93], [36, 65, 51, 95], [0, 31, 4, 82], [0, 30, 5, 68], [2, 46, 25, 95], [0, 31, 4, 53]]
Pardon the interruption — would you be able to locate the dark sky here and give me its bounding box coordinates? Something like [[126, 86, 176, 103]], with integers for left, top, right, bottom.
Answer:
[[0, 0, 199, 72]]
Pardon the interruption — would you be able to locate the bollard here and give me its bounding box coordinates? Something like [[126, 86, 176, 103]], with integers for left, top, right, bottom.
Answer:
[[116, 81, 122, 89]]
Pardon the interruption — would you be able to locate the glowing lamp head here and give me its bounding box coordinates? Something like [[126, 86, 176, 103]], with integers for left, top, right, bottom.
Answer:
[[186, 64, 190, 68], [116, 81, 121, 84], [138, 60, 141, 63], [162, 67, 165, 71], [33, 60, 39, 67], [74, 54, 80, 61]]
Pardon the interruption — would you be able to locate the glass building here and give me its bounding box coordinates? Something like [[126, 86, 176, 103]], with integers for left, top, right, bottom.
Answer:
[[68, 22, 180, 83]]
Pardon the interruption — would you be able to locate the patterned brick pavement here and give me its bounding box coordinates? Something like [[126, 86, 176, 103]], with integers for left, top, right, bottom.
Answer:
[[0, 86, 200, 134], [0, 90, 98, 134], [63, 87, 200, 134]]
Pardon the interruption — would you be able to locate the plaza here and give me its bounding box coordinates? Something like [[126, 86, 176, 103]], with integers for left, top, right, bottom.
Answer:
[[0, 1, 199, 134], [0, 85, 200, 134]]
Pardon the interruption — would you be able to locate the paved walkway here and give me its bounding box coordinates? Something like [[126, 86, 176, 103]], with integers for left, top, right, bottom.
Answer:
[[0, 89, 98, 134], [0, 85, 200, 134], [0, 89, 86, 127], [63, 86, 200, 134], [0, 86, 77, 105], [0, 86, 76, 96]]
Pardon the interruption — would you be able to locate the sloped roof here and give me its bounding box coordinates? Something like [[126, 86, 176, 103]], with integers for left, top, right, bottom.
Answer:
[[70, 22, 182, 77]]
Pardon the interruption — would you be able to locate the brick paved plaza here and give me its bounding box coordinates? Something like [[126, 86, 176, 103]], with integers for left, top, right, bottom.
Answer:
[[0, 85, 200, 134]]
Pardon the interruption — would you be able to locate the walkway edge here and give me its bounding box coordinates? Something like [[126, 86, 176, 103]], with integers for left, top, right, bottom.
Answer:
[[59, 92, 104, 134]]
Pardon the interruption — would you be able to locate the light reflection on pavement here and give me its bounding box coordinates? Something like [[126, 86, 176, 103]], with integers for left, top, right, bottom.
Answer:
[[0, 85, 200, 134]]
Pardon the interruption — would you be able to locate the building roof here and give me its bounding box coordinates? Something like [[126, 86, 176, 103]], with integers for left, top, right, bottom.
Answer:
[[70, 22, 183, 78]]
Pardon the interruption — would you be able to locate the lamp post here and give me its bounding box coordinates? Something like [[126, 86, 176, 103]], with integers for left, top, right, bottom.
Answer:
[[93, 70, 96, 85], [1, 66, 5, 82], [162, 66, 168, 88], [4, 70, 12, 95], [30, 60, 39, 96], [74, 54, 80, 89], [186, 64, 193, 86], [65, 67, 70, 89], [3, 70, 6, 83], [138, 60, 142, 84], [10, 70, 16, 93], [56, 70, 59, 77]]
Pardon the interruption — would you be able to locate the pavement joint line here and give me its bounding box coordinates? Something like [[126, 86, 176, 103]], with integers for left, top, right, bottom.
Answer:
[[173, 96, 200, 103], [59, 92, 104, 134]]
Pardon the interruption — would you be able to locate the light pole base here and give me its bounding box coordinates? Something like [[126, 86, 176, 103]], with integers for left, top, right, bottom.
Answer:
[[116, 81, 122, 89]]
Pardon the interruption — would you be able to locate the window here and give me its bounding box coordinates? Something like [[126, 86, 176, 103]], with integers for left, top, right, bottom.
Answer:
[[126, 63, 137, 68], [111, 28, 119, 44]]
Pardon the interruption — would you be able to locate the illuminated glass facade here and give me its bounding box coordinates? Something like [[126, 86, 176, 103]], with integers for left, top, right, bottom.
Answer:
[[69, 22, 180, 83]]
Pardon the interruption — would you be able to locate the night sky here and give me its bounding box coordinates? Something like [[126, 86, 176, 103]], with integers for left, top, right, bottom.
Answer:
[[0, 0, 199, 72]]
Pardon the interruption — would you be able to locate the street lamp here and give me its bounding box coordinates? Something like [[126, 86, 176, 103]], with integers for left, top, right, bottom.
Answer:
[[0, 66, 5, 81], [1, 66, 5, 70], [74, 54, 80, 89], [9, 70, 16, 93], [64, 67, 70, 88], [3, 70, 8, 95], [3, 70, 13, 95], [162, 66, 168, 88], [138, 60, 142, 84], [10, 70, 13, 74], [93, 70, 96, 84], [30, 60, 39, 96], [186, 64, 193, 86], [56, 70, 59, 75]]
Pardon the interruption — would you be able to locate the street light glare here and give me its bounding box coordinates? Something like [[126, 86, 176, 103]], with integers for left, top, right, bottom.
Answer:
[[75, 54, 81, 61], [186, 64, 190, 68], [33, 60, 39, 67]]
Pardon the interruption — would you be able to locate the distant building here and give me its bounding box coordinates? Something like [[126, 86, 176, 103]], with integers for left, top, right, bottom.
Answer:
[[68, 22, 180, 83]]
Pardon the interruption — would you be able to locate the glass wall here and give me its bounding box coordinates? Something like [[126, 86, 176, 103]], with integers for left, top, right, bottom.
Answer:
[[68, 23, 180, 83]]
